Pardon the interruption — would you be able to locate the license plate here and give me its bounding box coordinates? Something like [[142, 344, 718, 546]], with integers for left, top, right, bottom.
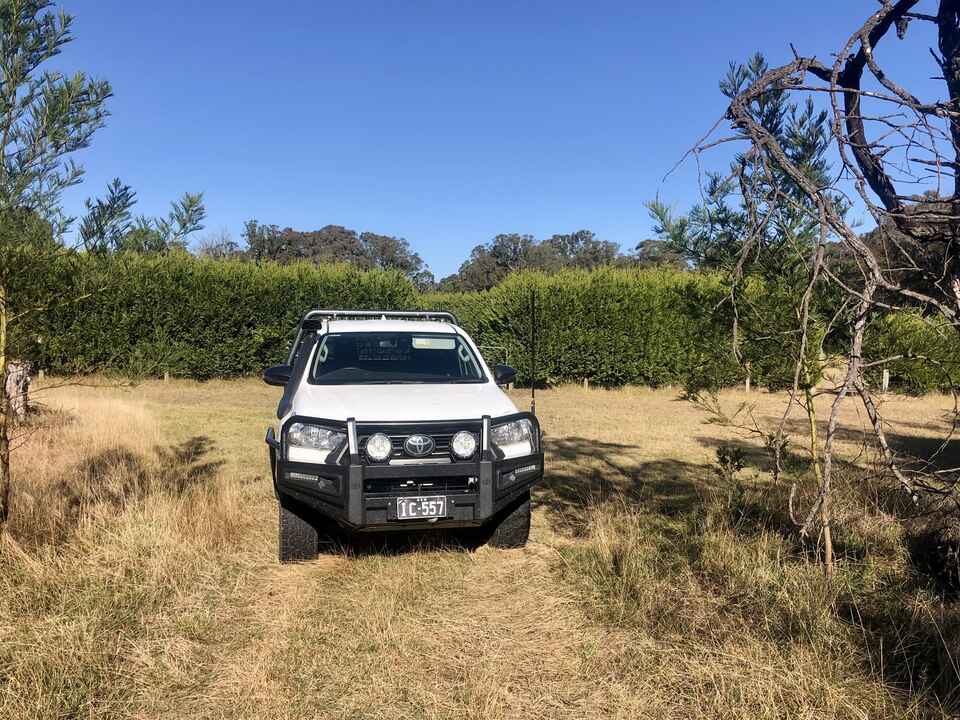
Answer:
[[396, 496, 447, 520]]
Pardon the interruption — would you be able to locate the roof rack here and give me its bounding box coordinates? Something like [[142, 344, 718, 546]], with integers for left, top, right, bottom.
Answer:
[[301, 309, 459, 326]]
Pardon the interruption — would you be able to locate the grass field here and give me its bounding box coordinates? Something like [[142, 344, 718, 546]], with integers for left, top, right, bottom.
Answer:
[[1, 379, 958, 718]]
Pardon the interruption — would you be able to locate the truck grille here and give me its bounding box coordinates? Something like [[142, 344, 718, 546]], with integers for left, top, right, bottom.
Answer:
[[357, 421, 482, 465]]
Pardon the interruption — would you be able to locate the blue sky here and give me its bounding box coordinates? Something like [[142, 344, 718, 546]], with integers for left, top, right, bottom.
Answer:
[[56, 1, 944, 277]]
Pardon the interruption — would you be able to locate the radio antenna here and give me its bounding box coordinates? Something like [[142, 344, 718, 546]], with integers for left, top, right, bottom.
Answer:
[[530, 287, 537, 415]]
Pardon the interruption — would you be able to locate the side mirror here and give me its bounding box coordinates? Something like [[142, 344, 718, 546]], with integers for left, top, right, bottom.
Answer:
[[493, 364, 517, 386], [262, 364, 292, 387]]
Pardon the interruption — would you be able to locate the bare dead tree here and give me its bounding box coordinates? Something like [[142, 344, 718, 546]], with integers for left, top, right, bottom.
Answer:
[[688, 1, 960, 575]]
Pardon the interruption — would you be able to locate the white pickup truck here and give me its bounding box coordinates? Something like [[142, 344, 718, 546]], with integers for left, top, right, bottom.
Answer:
[[264, 310, 543, 562]]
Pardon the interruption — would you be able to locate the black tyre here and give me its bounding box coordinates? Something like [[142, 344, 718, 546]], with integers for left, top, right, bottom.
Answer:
[[486, 491, 531, 548], [278, 503, 318, 563]]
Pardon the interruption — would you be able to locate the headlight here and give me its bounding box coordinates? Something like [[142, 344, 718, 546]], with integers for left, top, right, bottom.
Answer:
[[288, 423, 344, 450], [286, 422, 345, 464], [491, 418, 537, 459], [365, 432, 393, 462], [450, 430, 478, 459]]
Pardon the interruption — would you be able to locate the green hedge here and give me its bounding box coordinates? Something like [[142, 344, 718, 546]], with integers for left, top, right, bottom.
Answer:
[[863, 311, 960, 394], [22, 257, 753, 386], [16, 252, 959, 393], [422, 268, 744, 387], [23, 254, 417, 379]]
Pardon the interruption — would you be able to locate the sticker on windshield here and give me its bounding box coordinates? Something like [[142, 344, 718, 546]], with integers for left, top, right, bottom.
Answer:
[[357, 337, 409, 361], [412, 337, 456, 350]]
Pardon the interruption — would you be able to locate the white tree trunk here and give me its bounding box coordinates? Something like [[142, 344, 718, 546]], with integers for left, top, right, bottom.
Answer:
[[5, 360, 30, 423]]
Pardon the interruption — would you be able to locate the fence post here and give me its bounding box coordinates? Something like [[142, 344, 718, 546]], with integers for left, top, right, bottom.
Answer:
[[745, 361, 751, 394], [882, 368, 890, 395]]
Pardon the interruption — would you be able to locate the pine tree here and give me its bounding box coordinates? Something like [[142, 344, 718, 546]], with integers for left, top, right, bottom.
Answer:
[[649, 53, 839, 274]]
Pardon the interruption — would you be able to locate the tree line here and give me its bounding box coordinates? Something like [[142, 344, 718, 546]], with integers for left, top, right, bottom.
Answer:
[[66, 51, 852, 298], [74, 180, 689, 292], [73, 55, 844, 299]]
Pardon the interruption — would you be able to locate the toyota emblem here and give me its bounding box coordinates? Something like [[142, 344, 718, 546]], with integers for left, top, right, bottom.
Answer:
[[404, 434, 435, 457]]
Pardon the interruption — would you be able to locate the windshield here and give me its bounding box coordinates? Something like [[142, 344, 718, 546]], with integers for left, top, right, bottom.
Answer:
[[309, 332, 487, 385]]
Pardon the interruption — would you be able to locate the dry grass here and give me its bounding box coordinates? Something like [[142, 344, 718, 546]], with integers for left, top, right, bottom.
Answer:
[[0, 379, 957, 718]]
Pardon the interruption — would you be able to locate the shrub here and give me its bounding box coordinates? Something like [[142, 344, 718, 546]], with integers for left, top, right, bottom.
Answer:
[[863, 311, 960, 394]]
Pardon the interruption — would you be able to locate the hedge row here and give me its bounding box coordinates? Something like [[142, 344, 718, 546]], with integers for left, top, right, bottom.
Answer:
[[21, 254, 416, 379], [422, 269, 744, 387], [20, 256, 751, 385], [15, 253, 960, 392]]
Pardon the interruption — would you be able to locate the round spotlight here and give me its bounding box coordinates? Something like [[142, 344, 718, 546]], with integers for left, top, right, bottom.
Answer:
[[451, 430, 478, 460], [365, 432, 393, 462]]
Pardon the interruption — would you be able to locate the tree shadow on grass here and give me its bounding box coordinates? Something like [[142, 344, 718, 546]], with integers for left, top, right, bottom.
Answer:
[[729, 414, 960, 475], [64, 435, 222, 501], [536, 436, 717, 537], [541, 431, 960, 712], [687, 427, 960, 711], [33, 436, 225, 544], [695, 415, 960, 582], [688, 434, 906, 562], [836, 586, 960, 712], [153, 436, 224, 493], [534, 418, 960, 713], [541, 431, 837, 559]]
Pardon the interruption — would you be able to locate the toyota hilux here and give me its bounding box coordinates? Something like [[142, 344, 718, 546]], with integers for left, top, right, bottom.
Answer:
[[263, 309, 543, 562]]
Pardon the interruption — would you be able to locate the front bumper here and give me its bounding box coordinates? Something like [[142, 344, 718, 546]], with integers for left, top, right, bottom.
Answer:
[[265, 413, 543, 531]]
